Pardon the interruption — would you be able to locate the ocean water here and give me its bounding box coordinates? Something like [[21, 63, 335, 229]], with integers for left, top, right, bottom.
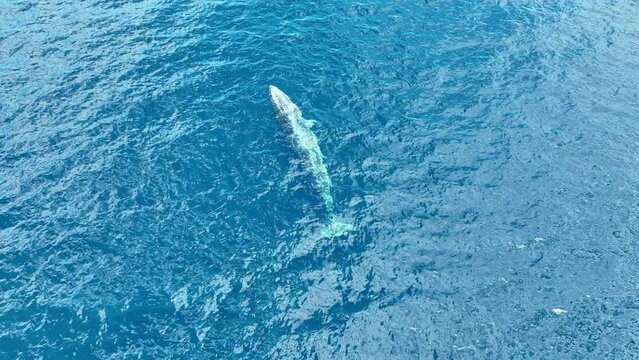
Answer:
[[1, 0, 639, 358]]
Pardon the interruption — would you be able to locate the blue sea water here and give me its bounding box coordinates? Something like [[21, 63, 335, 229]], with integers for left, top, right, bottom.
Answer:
[[2, 0, 639, 358]]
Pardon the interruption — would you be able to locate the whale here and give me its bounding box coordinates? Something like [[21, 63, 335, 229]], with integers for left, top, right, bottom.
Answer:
[[269, 85, 354, 238]]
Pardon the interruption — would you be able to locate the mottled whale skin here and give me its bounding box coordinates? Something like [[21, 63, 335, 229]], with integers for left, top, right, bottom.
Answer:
[[269, 85, 334, 211], [269, 85, 353, 237]]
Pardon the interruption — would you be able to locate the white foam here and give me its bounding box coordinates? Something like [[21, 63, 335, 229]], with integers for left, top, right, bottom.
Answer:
[[551, 307, 568, 315]]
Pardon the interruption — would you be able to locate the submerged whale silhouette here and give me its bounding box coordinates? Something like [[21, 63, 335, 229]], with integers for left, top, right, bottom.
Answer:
[[269, 85, 354, 237]]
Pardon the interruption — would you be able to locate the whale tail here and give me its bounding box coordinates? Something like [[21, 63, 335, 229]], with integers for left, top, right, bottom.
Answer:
[[321, 218, 355, 238]]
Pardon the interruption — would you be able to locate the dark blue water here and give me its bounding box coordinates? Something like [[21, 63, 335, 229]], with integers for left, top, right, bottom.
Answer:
[[2, 1, 639, 358]]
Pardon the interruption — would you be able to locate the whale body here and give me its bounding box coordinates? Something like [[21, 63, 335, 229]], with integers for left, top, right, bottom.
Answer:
[[268, 85, 354, 237], [269, 85, 334, 211]]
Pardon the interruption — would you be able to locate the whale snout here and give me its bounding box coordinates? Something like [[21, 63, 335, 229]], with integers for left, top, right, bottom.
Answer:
[[268, 85, 285, 101], [269, 85, 292, 113], [268, 85, 302, 125]]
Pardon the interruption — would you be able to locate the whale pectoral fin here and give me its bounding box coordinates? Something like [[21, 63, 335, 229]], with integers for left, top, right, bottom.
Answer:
[[304, 119, 317, 128]]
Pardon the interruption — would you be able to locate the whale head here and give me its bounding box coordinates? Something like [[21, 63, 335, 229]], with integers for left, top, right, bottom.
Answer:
[[269, 85, 302, 122]]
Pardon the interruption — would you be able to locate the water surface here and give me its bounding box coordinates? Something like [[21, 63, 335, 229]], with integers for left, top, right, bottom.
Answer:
[[1, 1, 639, 358]]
